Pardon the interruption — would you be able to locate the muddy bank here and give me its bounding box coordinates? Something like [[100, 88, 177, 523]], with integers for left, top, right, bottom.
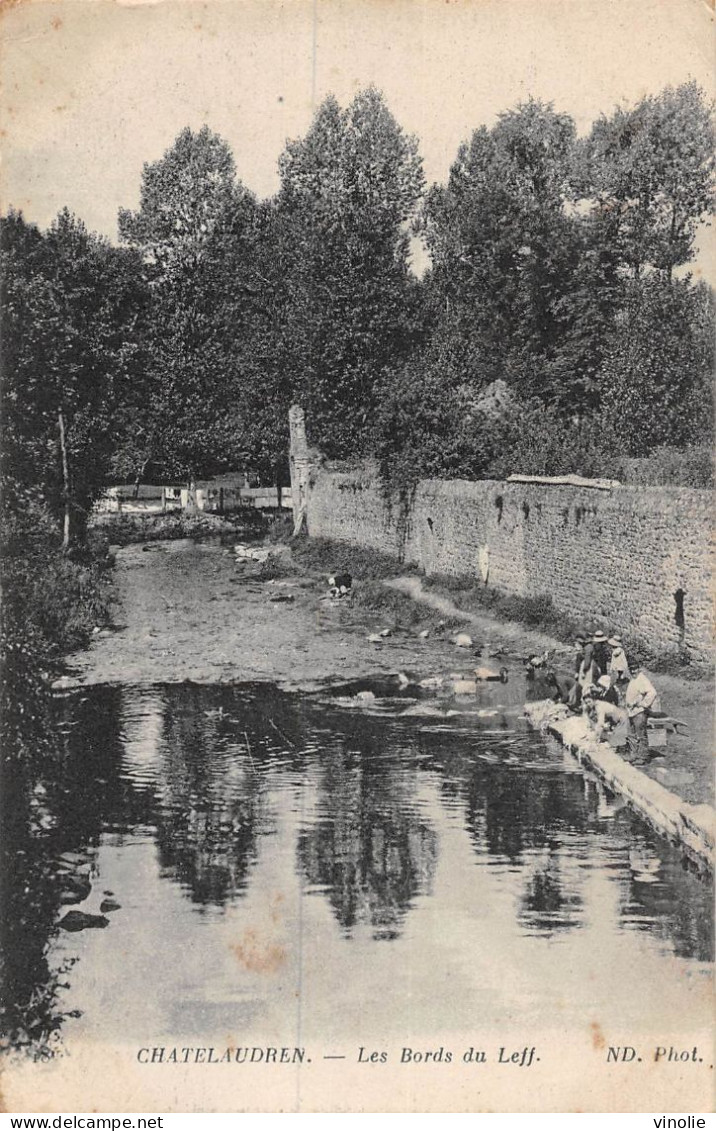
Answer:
[[61, 536, 713, 807], [61, 538, 487, 691]]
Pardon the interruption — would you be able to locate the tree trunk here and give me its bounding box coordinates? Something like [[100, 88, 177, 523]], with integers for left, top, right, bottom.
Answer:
[[185, 471, 197, 513], [134, 458, 150, 499], [58, 408, 71, 551]]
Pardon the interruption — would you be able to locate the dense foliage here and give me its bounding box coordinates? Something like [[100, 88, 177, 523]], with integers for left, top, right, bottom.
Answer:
[[1, 211, 121, 1017], [10, 82, 709, 499], [2, 209, 147, 544], [275, 88, 425, 458], [116, 125, 262, 480], [2, 82, 714, 529], [376, 83, 714, 488]]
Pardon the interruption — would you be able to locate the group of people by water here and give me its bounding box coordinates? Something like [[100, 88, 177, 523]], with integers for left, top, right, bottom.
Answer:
[[545, 630, 661, 764], [329, 569, 664, 766]]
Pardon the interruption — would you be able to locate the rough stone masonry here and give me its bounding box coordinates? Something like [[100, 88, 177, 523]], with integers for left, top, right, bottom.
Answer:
[[305, 465, 714, 664]]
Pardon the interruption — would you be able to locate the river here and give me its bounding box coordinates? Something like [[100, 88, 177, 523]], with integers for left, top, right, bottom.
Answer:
[[4, 675, 712, 1097]]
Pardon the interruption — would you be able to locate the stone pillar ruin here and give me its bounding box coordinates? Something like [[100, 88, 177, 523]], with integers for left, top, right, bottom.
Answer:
[[288, 405, 310, 535]]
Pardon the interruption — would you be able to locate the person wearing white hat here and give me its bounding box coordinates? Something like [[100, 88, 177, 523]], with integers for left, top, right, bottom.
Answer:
[[592, 630, 610, 676], [582, 672, 617, 713], [608, 635, 631, 685], [582, 673, 625, 746], [595, 673, 619, 706]]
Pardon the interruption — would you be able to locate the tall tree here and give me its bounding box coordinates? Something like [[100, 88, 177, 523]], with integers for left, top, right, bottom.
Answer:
[[421, 100, 582, 406], [276, 87, 425, 458], [118, 126, 259, 481], [582, 82, 715, 280], [1, 209, 145, 546], [118, 125, 249, 280], [598, 277, 714, 455], [228, 201, 296, 486]]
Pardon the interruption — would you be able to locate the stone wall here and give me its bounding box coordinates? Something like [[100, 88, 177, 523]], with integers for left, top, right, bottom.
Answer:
[[307, 468, 714, 662]]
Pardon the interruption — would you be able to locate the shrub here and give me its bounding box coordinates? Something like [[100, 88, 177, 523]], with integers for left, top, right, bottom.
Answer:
[[264, 514, 295, 543], [258, 551, 297, 581], [1, 498, 115, 778], [423, 574, 582, 641], [290, 534, 406, 580], [616, 444, 713, 488], [90, 508, 265, 545]]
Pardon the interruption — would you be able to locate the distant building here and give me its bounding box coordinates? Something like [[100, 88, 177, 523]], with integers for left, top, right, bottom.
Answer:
[[96, 472, 291, 515]]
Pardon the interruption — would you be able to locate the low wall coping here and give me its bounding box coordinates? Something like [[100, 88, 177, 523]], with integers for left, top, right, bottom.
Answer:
[[507, 473, 620, 490]]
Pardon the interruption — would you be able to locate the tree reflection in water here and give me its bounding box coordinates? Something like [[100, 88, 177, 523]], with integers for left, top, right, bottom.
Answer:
[[419, 728, 590, 938], [0, 767, 73, 1058], [1, 683, 269, 1055], [434, 729, 713, 956], [297, 715, 437, 940], [2, 681, 712, 1061], [475, 764, 589, 936], [154, 685, 266, 908]]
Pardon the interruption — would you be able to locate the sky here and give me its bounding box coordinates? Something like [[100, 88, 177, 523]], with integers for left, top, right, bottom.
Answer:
[[1, 0, 714, 275]]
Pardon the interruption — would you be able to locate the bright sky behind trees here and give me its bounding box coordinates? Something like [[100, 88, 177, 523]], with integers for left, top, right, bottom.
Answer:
[[2, 0, 714, 279]]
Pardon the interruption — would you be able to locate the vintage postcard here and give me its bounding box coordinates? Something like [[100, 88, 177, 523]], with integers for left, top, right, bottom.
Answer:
[[1, 0, 714, 1115]]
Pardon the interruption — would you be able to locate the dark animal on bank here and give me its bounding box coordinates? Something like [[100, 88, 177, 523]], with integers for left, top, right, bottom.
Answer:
[[328, 572, 352, 598]]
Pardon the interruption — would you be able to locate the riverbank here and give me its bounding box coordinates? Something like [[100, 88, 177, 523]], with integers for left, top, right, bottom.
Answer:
[[62, 532, 713, 809], [59, 536, 465, 690], [387, 576, 714, 808], [525, 700, 714, 872], [1, 517, 114, 776]]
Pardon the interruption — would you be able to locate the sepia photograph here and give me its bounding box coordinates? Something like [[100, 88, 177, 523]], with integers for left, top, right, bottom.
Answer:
[[0, 0, 714, 1115]]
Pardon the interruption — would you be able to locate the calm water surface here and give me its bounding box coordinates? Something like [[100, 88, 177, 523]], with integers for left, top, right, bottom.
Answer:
[[4, 678, 713, 1056]]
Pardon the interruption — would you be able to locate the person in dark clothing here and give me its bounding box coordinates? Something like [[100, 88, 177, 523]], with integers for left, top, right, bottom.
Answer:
[[576, 633, 600, 699], [573, 633, 588, 674], [592, 630, 610, 676], [545, 670, 575, 704], [567, 633, 588, 710], [594, 674, 619, 706]]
